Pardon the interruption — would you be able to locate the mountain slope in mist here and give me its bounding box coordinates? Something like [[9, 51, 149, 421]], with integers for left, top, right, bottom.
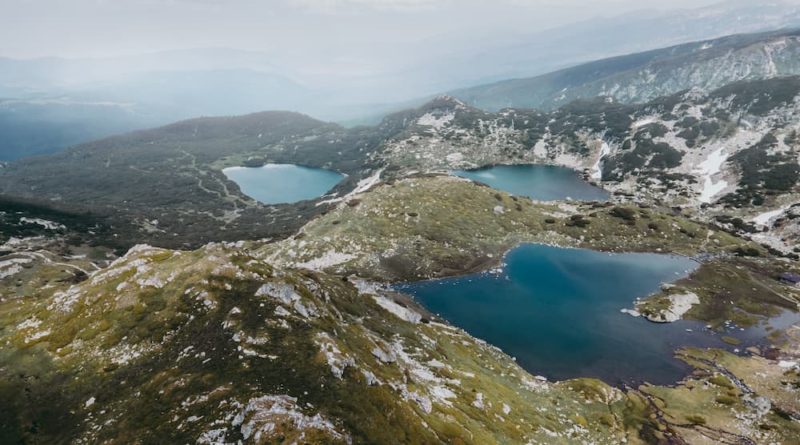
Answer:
[[4, 1, 800, 162], [452, 28, 800, 111]]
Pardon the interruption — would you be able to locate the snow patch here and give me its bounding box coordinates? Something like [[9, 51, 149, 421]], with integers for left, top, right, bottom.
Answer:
[[590, 142, 610, 181], [317, 169, 383, 206], [696, 147, 729, 203], [753, 204, 792, 227], [417, 112, 454, 130], [19, 217, 66, 230], [632, 117, 657, 128], [351, 169, 384, 195]]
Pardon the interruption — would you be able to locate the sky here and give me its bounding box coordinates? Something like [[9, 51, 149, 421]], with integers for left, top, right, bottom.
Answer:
[[4, 0, 800, 118], [1, 0, 728, 59]]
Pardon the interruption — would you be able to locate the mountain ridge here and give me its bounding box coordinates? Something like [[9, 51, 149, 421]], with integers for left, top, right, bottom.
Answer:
[[452, 28, 800, 112], [2, 75, 800, 252]]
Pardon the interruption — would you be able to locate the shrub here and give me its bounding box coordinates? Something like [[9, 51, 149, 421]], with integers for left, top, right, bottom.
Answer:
[[734, 247, 761, 257], [610, 207, 637, 221], [566, 215, 591, 228]]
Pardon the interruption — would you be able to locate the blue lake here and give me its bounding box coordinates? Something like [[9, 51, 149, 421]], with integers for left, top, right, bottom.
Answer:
[[223, 164, 345, 205], [396, 244, 762, 385], [453, 164, 609, 202]]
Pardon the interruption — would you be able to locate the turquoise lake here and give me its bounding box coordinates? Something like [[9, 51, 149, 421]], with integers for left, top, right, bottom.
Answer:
[[396, 244, 757, 385], [223, 164, 345, 205], [453, 164, 609, 201]]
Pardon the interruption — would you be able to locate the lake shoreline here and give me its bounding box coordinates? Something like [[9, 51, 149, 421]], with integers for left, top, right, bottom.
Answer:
[[222, 163, 345, 205], [451, 164, 610, 202], [393, 243, 763, 386]]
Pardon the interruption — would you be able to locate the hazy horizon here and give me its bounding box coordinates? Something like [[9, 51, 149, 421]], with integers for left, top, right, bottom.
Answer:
[[2, 0, 736, 60], [3, 0, 800, 153]]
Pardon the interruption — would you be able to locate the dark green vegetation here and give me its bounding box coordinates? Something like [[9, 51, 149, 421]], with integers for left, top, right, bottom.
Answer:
[[552, 98, 635, 141], [722, 133, 800, 208], [451, 28, 800, 111], [602, 138, 683, 181], [673, 116, 723, 148], [0, 197, 118, 249], [710, 76, 800, 116], [0, 111, 397, 248]]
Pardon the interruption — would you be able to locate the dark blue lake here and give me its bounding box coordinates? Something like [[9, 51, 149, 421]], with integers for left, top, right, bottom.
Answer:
[[396, 244, 753, 385], [453, 164, 609, 201], [223, 164, 345, 205]]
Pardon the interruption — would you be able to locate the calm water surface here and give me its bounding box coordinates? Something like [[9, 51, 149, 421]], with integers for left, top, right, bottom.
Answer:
[[396, 244, 781, 385], [453, 164, 609, 201], [223, 164, 344, 205]]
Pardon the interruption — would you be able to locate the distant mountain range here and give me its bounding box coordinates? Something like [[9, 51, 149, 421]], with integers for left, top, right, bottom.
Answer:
[[432, 0, 800, 88], [452, 28, 800, 111], [4, 0, 800, 161]]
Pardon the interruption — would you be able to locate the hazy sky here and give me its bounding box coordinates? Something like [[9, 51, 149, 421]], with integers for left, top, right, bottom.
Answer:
[[2, 0, 727, 59], [3, 0, 800, 118]]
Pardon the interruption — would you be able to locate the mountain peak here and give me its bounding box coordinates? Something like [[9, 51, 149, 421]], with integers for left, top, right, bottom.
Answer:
[[422, 95, 470, 112]]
